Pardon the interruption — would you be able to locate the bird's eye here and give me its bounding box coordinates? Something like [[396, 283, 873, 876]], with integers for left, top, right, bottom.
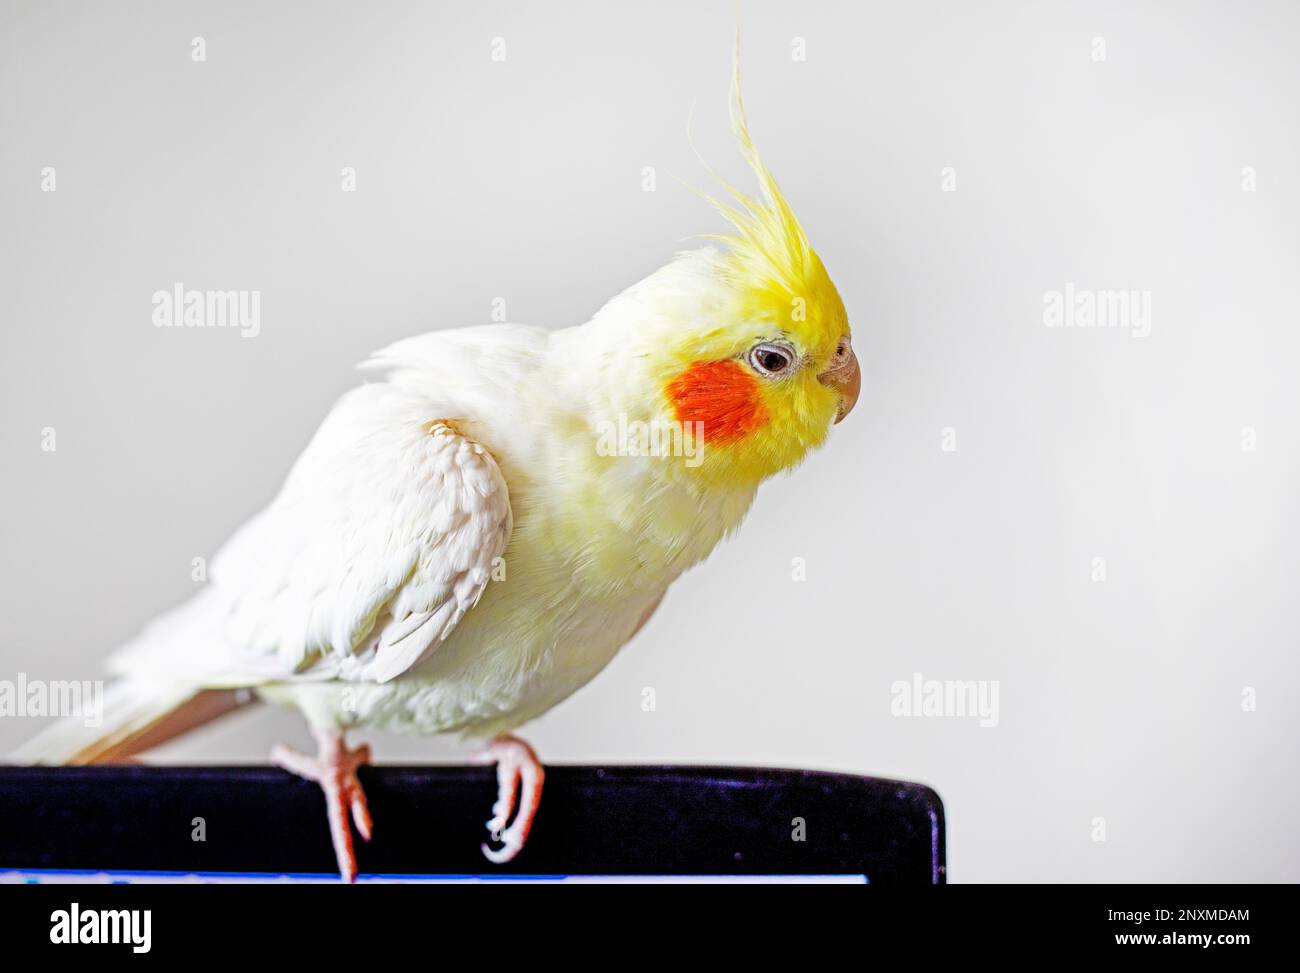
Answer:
[[748, 342, 795, 377]]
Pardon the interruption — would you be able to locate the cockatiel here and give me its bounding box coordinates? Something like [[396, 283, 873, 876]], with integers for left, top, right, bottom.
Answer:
[[13, 49, 860, 881]]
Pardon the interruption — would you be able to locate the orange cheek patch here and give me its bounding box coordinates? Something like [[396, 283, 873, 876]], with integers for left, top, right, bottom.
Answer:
[[666, 360, 768, 445]]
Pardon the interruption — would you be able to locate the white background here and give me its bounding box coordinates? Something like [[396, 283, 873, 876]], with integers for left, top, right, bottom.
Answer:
[[2, 1, 1297, 881]]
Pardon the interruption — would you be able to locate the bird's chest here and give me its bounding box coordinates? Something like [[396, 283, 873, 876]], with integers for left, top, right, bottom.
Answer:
[[385, 565, 659, 736], [517, 487, 747, 675], [386, 469, 754, 734]]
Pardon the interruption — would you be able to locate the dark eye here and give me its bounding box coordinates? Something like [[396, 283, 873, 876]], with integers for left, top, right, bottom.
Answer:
[[749, 342, 794, 376]]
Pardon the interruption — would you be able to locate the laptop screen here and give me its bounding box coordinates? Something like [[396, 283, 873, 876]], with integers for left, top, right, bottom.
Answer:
[[0, 765, 944, 884]]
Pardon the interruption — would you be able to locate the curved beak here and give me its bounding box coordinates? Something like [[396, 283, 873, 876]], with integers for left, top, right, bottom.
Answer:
[[818, 339, 860, 424]]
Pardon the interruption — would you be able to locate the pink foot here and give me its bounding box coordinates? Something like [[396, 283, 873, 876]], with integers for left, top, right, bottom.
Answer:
[[473, 735, 545, 865], [272, 728, 373, 882]]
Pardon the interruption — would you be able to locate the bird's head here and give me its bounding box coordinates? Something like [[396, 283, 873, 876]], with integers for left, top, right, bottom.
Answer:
[[583, 54, 858, 491]]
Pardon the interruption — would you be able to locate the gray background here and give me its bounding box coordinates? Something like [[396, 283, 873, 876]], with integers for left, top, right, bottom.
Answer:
[[2, 0, 1297, 882]]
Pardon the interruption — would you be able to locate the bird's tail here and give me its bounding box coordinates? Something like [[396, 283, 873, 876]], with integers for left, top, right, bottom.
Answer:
[[8, 680, 251, 765]]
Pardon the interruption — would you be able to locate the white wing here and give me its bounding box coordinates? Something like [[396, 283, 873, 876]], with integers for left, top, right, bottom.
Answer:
[[220, 405, 511, 684], [110, 326, 541, 688]]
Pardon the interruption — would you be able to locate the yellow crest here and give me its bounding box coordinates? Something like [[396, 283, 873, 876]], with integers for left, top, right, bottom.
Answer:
[[698, 33, 848, 358]]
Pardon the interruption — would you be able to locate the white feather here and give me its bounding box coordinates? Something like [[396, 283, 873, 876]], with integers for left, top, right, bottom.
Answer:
[[107, 327, 532, 690]]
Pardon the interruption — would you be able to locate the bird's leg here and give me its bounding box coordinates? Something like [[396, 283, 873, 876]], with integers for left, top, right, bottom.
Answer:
[[473, 734, 545, 865], [271, 727, 373, 882]]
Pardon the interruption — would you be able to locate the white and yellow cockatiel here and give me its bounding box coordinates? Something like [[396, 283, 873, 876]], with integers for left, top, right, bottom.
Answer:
[[13, 51, 860, 881]]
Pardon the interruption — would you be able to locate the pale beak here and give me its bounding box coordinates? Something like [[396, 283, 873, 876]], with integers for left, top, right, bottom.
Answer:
[[817, 337, 860, 423]]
